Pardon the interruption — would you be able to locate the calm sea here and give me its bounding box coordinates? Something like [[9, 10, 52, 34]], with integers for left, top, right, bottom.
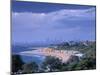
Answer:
[[12, 45, 47, 64]]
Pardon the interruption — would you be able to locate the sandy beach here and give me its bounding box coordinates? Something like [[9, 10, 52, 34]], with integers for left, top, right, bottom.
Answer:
[[19, 48, 82, 63]]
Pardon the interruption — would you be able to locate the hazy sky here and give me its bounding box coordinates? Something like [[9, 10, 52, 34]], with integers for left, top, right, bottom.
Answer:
[[12, 1, 96, 44]]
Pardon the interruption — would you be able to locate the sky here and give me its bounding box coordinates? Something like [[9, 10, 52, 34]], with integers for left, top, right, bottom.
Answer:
[[12, 1, 96, 44]]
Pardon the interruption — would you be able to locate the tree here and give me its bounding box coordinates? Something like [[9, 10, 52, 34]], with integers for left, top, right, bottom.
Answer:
[[22, 62, 39, 74], [12, 54, 24, 74], [41, 56, 63, 72], [60, 56, 79, 71], [74, 57, 96, 70]]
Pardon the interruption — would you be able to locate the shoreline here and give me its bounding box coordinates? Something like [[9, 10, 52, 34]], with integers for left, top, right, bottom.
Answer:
[[19, 47, 83, 63]]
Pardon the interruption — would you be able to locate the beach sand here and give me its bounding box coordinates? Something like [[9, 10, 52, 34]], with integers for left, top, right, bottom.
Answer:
[[19, 48, 80, 63]]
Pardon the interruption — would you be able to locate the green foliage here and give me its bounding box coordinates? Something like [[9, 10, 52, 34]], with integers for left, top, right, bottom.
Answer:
[[11, 41, 96, 74], [12, 54, 24, 73], [60, 56, 79, 71], [11, 54, 39, 74], [22, 62, 39, 74], [60, 57, 96, 71], [74, 57, 96, 70], [41, 56, 63, 72], [53, 41, 96, 71]]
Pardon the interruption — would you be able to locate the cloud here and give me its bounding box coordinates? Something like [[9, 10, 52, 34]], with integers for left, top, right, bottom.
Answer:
[[12, 7, 95, 28], [12, 7, 96, 43]]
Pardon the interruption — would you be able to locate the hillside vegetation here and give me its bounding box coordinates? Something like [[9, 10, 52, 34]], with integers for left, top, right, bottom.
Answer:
[[11, 41, 96, 75]]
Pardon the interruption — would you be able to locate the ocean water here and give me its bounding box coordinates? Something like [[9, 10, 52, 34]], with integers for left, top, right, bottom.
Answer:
[[20, 55, 45, 64], [12, 45, 47, 64]]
